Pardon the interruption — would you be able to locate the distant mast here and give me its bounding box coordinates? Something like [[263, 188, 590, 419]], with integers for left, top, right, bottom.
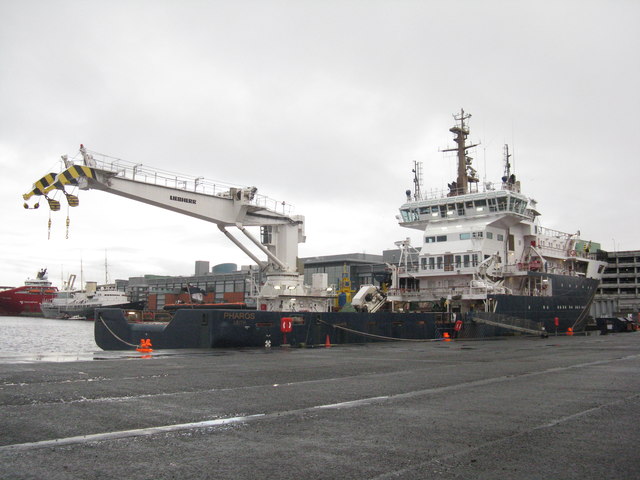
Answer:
[[442, 109, 479, 196]]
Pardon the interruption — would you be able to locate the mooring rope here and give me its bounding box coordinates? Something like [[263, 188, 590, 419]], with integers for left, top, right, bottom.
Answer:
[[98, 314, 139, 348], [317, 319, 442, 342]]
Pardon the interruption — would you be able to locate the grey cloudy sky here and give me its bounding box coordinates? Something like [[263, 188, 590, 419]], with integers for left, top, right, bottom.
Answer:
[[1, 0, 638, 287]]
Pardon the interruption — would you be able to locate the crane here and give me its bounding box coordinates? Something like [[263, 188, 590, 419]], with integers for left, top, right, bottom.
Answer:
[[22, 145, 331, 311]]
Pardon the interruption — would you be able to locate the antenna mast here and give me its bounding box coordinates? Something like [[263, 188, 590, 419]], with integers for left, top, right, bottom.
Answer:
[[412, 161, 423, 201], [441, 109, 479, 195], [502, 144, 512, 180]]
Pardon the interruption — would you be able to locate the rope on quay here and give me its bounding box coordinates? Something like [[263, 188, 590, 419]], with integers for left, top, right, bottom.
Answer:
[[98, 314, 139, 348], [316, 319, 443, 343]]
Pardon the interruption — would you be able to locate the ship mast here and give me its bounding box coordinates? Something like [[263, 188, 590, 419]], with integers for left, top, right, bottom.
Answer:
[[412, 161, 423, 201], [441, 109, 479, 196]]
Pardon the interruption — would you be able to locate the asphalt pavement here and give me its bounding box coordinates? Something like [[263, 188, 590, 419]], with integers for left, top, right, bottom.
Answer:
[[1, 332, 639, 479]]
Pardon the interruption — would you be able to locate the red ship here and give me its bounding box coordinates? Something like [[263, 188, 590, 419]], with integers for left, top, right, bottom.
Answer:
[[0, 268, 59, 316]]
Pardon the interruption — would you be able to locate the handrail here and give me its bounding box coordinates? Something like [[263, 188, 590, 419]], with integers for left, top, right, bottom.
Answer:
[[84, 149, 294, 216]]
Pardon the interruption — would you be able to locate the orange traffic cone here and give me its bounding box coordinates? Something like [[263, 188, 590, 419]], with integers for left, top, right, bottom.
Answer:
[[325, 334, 331, 348], [443, 332, 451, 342], [567, 327, 573, 336]]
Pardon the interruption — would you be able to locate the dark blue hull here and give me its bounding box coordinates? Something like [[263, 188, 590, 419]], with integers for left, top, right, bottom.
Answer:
[[94, 273, 600, 350]]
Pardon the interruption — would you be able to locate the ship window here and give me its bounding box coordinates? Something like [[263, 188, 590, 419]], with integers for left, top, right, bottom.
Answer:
[[455, 256, 461, 268], [425, 236, 436, 243], [498, 234, 504, 241], [431, 206, 439, 216], [421, 257, 427, 269], [460, 233, 471, 240], [472, 231, 483, 238], [418, 207, 430, 214], [436, 257, 443, 269], [456, 203, 464, 215], [463, 255, 470, 267], [486, 232, 494, 239], [437, 235, 447, 242], [472, 254, 479, 266], [428, 257, 435, 270], [439, 205, 447, 218], [497, 196, 507, 211], [444, 255, 453, 271]]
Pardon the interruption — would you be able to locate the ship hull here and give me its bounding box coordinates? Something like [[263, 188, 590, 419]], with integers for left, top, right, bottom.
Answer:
[[94, 276, 599, 350], [0, 287, 58, 317]]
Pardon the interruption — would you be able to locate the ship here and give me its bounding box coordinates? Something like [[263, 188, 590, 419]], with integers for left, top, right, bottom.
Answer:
[[40, 280, 144, 320], [0, 269, 58, 316], [21, 111, 606, 349]]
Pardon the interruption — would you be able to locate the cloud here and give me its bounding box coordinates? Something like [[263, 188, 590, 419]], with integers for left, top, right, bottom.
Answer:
[[1, 0, 639, 287]]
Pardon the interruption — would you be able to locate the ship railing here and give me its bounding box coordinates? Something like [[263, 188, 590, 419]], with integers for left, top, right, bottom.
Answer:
[[388, 285, 494, 300], [410, 180, 524, 202], [83, 150, 294, 216]]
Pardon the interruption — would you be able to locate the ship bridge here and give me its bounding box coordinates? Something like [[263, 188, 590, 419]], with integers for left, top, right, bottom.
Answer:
[[398, 188, 535, 231]]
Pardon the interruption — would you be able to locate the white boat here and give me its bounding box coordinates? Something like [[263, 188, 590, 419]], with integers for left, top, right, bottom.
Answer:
[[41, 280, 144, 320]]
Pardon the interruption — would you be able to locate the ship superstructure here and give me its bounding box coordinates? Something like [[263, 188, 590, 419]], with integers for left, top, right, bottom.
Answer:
[[386, 110, 605, 325]]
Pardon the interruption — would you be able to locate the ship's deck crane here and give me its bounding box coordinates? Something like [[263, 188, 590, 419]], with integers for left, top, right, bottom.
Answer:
[[22, 145, 328, 311]]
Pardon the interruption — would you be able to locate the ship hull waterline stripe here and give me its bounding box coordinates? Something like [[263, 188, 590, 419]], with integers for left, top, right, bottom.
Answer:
[[1, 353, 638, 452]]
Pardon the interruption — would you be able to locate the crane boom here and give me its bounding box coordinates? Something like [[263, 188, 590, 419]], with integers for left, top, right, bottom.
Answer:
[[23, 145, 305, 277]]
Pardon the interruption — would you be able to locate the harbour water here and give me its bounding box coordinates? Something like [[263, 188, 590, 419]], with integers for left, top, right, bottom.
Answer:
[[0, 316, 98, 363]]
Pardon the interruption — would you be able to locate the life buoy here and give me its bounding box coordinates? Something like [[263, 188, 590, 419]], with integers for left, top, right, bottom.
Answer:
[[569, 250, 576, 257]]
